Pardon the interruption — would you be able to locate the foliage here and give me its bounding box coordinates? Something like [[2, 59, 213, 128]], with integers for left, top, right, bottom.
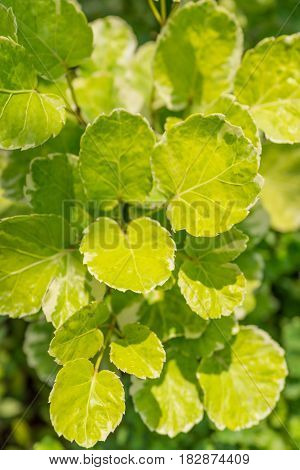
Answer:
[[0, 0, 299, 451]]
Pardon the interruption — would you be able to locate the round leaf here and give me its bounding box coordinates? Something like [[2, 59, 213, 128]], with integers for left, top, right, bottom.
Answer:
[[131, 350, 203, 437], [49, 302, 109, 364], [0, 37, 65, 150], [234, 34, 300, 143], [2, 0, 93, 80], [198, 326, 287, 431], [152, 114, 261, 237], [260, 143, 300, 232], [153, 0, 242, 110], [79, 110, 156, 210], [110, 323, 165, 379], [50, 359, 125, 448], [80, 217, 175, 294]]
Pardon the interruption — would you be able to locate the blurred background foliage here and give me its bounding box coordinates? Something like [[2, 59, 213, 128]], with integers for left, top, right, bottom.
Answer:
[[0, 0, 300, 450]]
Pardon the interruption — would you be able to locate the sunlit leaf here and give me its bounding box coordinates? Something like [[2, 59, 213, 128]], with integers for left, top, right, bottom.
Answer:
[[50, 359, 125, 447], [234, 34, 300, 143], [80, 217, 175, 294], [198, 326, 287, 430], [152, 114, 261, 237], [0, 3, 17, 40]]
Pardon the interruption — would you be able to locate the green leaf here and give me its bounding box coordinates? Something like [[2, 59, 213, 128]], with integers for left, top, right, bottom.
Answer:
[[152, 114, 261, 237], [153, 0, 242, 110], [0, 214, 88, 319], [0, 37, 65, 150], [235, 250, 264, 318], [49, 302, 109, 364], [81, 16, 137, 75], [178, 228, 247, 319], [260, 143, 300, 232], [2, 0, 93, 80], [0, 4, 17, 40], [198, 326, 287, 431], [1, 119, 83, 202], [25, 154, 75, 216], [204, 94, 261, 151], [110, 323, 165, 379], [130, 349, 203, 437], [73, 73, 122, 122], [23, 321, 57, 385], [80, 110, 155, 209], [50, 359, 125, 447], [282, 317, 300, 379], [138, 286, 207, 342], [42, 251, 89, 328], [196, 315, 238, 358], [33, 436, 64, 450], [80, 217, 175, 294], [234, 34, 300, 143]]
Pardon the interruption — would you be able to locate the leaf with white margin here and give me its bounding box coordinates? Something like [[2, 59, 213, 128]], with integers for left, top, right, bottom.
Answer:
[[204, 94, 261, 151], [234, 34, 300, 143], [81, 16, 137, 75], [198, 326, 287, 431], [110, 323, 165, 379], [24, 321, 57, 386], [260, 143, 300, 232], [0, 4, 17, 40], [1, 0, 93, 80], [178, 228, 247, 319], [0, 214, 86, 318], [131, 349, 203, 437], [153, 0, 243, 111], [50, 359, 125, 448], [138, 286, 207, 342], [42, 251, 89, 328], [49, 302, 109, 364], [79, 110, 156, 210], [0, 38, 65, 150], [80, 217, 175, 294], [152, 114, 262, 237]]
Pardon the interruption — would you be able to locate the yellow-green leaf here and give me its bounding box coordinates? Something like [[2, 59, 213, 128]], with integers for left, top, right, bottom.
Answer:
[[198, 326, 287, 431], [50, 359, 125, 447]]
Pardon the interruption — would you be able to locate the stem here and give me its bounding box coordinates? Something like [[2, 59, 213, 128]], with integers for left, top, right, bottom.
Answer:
[[160, 0, 167, 24], [147, 0, 162, 25], [94, 316, 117, 373], [66, 71, 86, 126]]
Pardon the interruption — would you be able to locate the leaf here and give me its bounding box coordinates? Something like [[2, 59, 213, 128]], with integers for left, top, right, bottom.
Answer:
[[0, 214, 88, 318], [25, 154, 75, 216], [80, 217, 175, 294], [204, 94, 261, 151], [196, 315, 238, 358], [178, 228, 247, 319], [33, 436, 64, 450], [234, 34, 300, 143], [138, 286, 207, 342], [198, 326, 287, 431], [1, 119, 83, 202], [79, 110, 155, 209], [153, 0, 242, 110], [110, 323, 165, 379], [49, 302, 109, 364], [23, 321, 57, 385], [235, 250, 264, 318], [282, 317, 300, 379], [0, 4, 17, 40], [260, 143, 300, 232], [2, 0, 93, 80], [152, 114, 262, 237], [42, 251, 89, 328], [81, 16, 137, 75], [0, 37, 65, 150], [49, 359, 125, 447], [73, 73, 122, 122], [130, 349, 203, 437], [237, 202, 270, 249]]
